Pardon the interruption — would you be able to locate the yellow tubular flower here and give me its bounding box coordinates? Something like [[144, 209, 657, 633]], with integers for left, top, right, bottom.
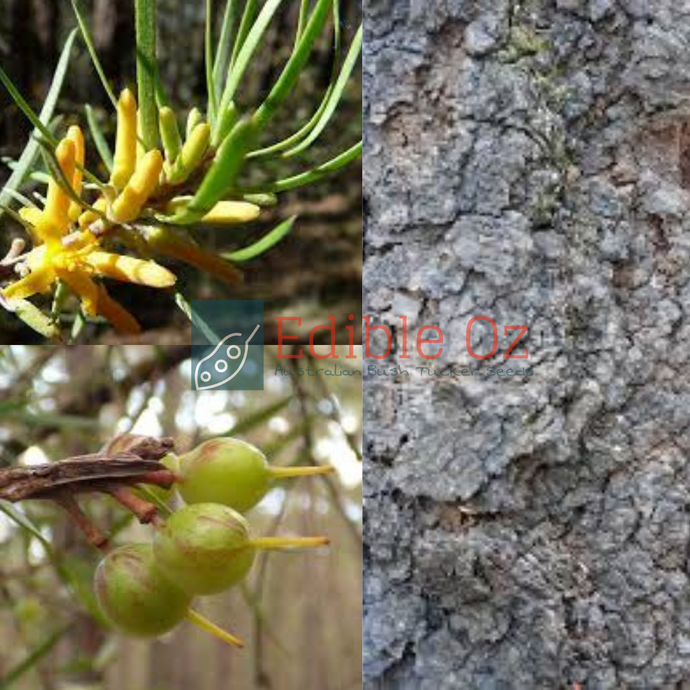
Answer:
[[67, 125, 85, 222], [78, 197, 108, 229], [111, 89, 138, 190], [110, 150, 164, 223], [19, 207, 43, 227], [93, 283, 142, 334], [163, 197, 260, 224], [42, 139, 76, 242], [85, 252, 176, 287], [2, 228, 176, 334], [200, 200, 261, 225]]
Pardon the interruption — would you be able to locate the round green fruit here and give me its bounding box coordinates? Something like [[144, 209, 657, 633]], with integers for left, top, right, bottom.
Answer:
[[153, 502, 328, 596], [94, 543, 191, 637], [177, 437, 332, 513], [153, 503, 256, 595]]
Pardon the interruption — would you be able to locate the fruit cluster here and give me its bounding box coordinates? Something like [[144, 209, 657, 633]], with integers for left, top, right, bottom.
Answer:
[[94, 437, 332, 644]]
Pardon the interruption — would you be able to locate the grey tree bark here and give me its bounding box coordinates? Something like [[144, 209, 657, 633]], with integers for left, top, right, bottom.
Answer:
[[363, 0, 690, 687]]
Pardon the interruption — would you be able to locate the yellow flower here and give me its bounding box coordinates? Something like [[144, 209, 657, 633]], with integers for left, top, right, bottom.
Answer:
[[109, 149, 163, 223], [111, 89, 138, 190], [3, 229, 176, 334], [4, 124, 176, 335]]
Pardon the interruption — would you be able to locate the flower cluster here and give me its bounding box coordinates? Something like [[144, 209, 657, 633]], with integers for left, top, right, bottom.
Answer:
[[2, 90, 262, 334]]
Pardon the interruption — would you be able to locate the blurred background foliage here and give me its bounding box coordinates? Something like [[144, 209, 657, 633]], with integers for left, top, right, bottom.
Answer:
[[0, 0, 362, 343], [0, 344, 362, 689]]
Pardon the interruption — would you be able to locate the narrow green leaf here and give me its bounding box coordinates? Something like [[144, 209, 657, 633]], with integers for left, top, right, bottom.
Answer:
[[240, 140, 361, 194], [85, 104, 114, 171], [0, 203, 34, 236], [0, 625, 72, 689], [248, 1, 342, 159], [205, 0, 217, 124], [296, 0, 311, 41], [224, 215, 296, 262], [135, 0, 159, 150], [252, 0, 333, 131], [0, 501, 51, 548], [0, 67, 58, 147], [71, 0, 118, 108], [212, 0, 238, 103], [181, 294, 222, 344], [229, 0, 259, 70], [173, 290, 193, 320], [175, 290, 221, 347], [212, 102, 240, 147], [1, 188, 36, 208], [216, 0, 284, 130], [284, 23, 361, 156]]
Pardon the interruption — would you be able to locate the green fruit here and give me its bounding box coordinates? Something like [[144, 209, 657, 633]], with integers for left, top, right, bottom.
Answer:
[[153, 502, 328, 596], [94, 543, 191, 637], [177, 437, 333, 513]]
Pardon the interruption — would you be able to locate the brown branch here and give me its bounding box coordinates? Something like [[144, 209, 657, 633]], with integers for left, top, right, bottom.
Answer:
[[53, 493, 109, 551]]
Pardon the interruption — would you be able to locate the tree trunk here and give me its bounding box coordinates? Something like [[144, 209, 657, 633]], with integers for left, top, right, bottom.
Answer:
[[364, 1, 690, 687]]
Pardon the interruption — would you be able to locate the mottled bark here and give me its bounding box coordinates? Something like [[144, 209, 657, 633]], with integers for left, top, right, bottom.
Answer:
[[364, 0, 690, 687]]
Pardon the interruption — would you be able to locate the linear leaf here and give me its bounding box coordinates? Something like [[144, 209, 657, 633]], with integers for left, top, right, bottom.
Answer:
[[284, 23, 361, 156], [296, 0, 311, 41], [71, 0, 118, 108], [85, 104, 114, 171], [0, 30, 76, 221], [240, 140, 361, 194], [0, 501, 52, 547], [0, 67, 58, 147], [224, 215, 296, 262], [248, 0, 342, 159], [216, 0, 284, 130], [229, 0, 258, 70], [175, 291, 222, 347], [212, 0, 238, 103], [252, 0, 333, 131], [247, 0, 341, 158], [205, 0, 217, 124]]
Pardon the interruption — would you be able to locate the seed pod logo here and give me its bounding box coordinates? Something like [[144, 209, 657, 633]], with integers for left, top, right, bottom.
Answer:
[[194, 324, 261, 390]]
